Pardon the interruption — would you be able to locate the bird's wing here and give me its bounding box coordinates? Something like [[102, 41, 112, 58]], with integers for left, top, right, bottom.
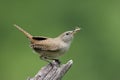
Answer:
[[31, 38, 61, 52]]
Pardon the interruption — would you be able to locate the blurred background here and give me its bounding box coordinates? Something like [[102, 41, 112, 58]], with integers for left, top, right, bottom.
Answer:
[[0, 0, 120, 80]]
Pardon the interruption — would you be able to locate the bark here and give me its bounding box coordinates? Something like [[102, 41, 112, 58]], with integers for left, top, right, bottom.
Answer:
[[27, 60, 73, 80]]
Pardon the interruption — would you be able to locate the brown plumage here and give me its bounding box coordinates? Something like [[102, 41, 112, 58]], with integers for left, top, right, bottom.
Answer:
[[14, 24, 80, 64]]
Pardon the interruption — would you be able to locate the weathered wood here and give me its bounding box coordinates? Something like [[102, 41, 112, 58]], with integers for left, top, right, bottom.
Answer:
[[27, 60, 73, 80]]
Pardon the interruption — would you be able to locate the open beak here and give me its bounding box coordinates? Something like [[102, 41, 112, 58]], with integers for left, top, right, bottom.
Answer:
[[72, 27, 80, 35]]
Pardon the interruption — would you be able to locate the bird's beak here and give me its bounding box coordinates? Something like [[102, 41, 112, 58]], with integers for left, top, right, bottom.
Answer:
[[72, 27, 80, 35]]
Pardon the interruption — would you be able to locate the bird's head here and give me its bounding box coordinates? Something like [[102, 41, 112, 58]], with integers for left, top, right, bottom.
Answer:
[[58, 27, 80, 43]]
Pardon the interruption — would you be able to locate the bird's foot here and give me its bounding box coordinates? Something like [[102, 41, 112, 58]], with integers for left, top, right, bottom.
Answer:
[[53, 59, 61, 65]]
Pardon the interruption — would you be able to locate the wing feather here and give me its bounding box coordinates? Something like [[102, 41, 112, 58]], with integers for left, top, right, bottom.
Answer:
[[31, 38, 60, 52]]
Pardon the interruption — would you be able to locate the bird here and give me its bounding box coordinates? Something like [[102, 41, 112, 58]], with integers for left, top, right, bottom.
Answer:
[[14, 24, 80, 64]]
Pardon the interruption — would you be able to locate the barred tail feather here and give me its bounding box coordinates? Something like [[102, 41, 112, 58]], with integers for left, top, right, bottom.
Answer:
[[14, 24, 33, 40]]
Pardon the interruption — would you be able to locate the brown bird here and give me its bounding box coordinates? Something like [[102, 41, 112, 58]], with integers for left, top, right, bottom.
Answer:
[[14, 24, 80, 64]]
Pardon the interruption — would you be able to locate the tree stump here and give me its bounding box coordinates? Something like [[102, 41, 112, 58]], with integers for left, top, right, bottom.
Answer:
[[27, 60, 73, 80]]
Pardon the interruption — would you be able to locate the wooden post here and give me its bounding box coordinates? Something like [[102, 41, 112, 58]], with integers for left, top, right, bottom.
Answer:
[[27, 60, 73, 80]]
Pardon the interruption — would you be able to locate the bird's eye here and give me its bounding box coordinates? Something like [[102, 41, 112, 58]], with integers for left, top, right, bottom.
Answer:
[[66, 33, 69, 35]]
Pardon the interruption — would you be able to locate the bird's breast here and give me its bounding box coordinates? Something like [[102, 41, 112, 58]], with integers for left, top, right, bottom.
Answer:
[[59, 42, 70, 53]]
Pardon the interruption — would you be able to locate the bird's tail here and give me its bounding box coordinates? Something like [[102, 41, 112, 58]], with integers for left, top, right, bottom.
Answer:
[[14, 24, 33, 40]]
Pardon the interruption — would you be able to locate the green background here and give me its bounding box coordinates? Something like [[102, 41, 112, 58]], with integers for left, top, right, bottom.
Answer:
[[0, 0, 120, 80]]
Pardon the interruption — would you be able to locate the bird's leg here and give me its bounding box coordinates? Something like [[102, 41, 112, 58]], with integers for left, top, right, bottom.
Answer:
[[39, 56, 61, 66], [40, 56, 51, 63], [39, 55, 53, 66]]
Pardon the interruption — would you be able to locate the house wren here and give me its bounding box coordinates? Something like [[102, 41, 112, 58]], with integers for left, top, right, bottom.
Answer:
[[14, 24, 80, 64]]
